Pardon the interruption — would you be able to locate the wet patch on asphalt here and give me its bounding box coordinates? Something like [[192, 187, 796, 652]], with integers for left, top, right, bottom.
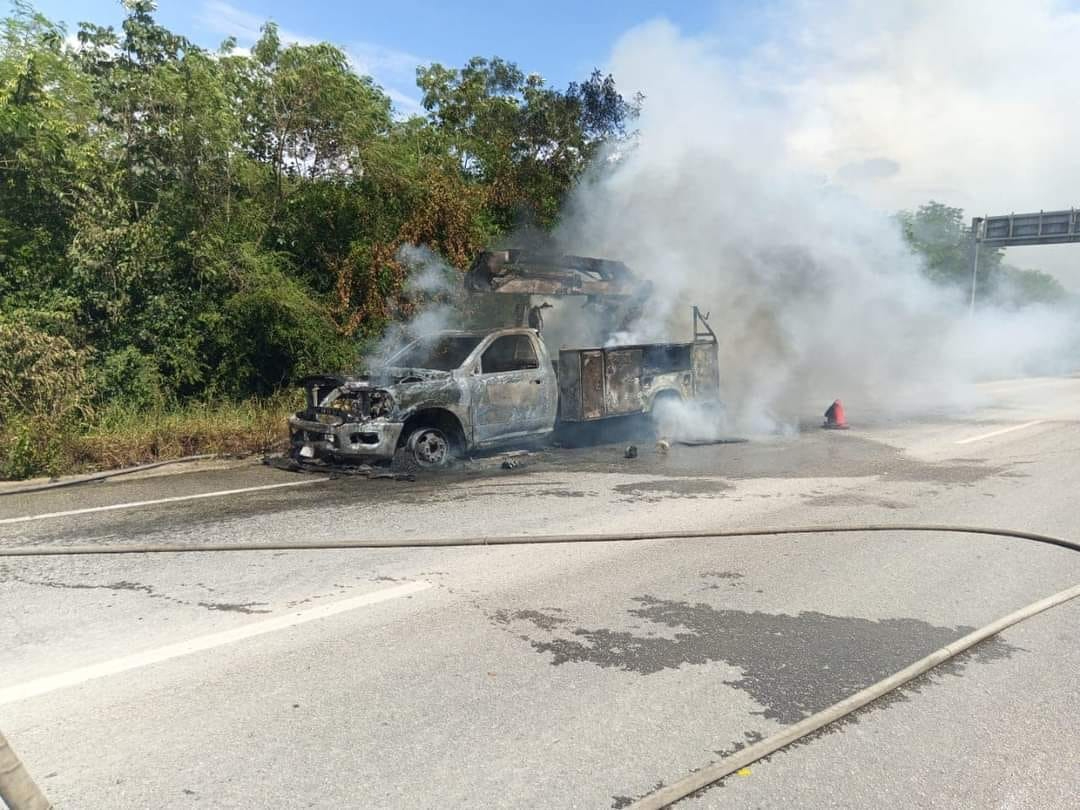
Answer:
[[515, 488, 596, 499], [195, 600, 271, 613], [498, 596, 1017, 725], [491, 608, 569, 632], [700, 571, 746, 592], [713, 728, 767, 758], [535, 432, 1008, 486], [613, 478, 734, 503], [611, 780, 666, 809], [801, 493, 913, 509]]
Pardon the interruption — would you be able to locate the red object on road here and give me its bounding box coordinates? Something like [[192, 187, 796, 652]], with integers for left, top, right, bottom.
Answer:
[[823, 399, 850, 430]]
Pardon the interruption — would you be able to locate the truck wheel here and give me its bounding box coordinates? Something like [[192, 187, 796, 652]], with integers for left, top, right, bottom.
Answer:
[[406, 426, 452, 468]]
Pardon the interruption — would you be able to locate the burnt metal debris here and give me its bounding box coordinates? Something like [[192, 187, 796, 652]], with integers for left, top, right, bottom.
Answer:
[[465, 250, 651, 299], [264, 454, 416, 481], [287, 250, 723, 471]]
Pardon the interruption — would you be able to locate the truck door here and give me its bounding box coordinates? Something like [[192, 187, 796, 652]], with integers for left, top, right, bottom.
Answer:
[[469, 334, 556, 442]]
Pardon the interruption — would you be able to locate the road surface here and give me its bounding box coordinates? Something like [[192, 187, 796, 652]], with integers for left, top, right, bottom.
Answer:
[[2, 377, 1079, 809]]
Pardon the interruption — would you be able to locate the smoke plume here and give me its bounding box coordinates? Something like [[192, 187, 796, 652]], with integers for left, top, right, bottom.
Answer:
[[368, 244, 462, 365], [552, 7, 1079, 431]]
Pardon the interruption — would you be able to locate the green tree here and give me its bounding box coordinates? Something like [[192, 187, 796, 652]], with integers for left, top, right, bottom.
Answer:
[[992, 265, 1068, 308], [0, 2, 95, 324], [417, 57, 636, 227], [898, 201, 1001, 297]]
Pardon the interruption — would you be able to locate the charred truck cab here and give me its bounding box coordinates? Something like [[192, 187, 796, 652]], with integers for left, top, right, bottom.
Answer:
[[289, 328, 560, 468], [288, 251, 721, 468]]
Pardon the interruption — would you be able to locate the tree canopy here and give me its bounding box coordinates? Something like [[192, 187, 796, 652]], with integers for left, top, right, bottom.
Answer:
[[0, 1, 634, 406]]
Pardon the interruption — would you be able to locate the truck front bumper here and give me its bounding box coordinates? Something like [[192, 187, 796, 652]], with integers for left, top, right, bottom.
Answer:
[[288, 414, 404, 462]]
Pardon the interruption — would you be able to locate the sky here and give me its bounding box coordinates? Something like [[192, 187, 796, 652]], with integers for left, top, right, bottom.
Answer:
[[21, 0, 1080, 284], [30, 1, 762, 114]]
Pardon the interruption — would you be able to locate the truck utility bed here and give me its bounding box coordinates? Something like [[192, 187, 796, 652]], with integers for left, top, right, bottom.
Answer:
[[557, 308, 720, 423]]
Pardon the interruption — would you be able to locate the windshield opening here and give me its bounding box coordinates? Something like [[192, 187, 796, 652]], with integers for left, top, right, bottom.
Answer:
[[387, 335, 482, 371]]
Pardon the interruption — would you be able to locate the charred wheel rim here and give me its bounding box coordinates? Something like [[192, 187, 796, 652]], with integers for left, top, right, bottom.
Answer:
[[409, 428, 451, 467]]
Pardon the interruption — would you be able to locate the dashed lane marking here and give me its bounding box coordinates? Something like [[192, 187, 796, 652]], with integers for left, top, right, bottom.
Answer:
[[955, 420, 1045, 445]]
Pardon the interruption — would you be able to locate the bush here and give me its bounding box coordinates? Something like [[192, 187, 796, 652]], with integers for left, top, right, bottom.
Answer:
[[0, 320, 93, 477], [95, 347, 167, 412], [209, 249, 357, 396]]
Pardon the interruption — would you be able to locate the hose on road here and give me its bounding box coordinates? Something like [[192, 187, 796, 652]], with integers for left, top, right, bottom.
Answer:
[[1, 523, 1078, 810], [0, 455, 215, 498], [0, 731, 50, 810], [1, 523, 1078, 556]]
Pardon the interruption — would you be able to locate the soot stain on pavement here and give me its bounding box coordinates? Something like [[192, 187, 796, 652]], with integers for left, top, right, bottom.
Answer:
[[508, 596, 1017, 725]]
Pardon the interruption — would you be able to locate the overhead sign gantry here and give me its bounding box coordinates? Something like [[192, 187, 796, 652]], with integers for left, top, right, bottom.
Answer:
[[972, 209, 1080, 248], [968, 208, 1080, 313]]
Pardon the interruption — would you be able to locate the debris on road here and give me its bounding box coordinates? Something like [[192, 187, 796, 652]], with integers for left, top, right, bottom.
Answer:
[[624, 445, 638, 459], [655, 438, 671, 455], [263, 454, 415, 481], [675, 437, 749, 446]]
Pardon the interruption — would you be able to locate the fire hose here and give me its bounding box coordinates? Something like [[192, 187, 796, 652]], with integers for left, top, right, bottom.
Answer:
[[1, 523, 1079, 810]]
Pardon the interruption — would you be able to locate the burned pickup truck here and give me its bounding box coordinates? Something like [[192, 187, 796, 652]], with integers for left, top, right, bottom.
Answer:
[[288, 252, 720, 468]]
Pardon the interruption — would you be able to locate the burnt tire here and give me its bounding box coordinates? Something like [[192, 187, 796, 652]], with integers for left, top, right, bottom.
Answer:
[[404, 425, 453, 468]]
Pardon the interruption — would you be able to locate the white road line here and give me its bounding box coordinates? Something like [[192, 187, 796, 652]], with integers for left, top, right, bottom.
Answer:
[[955, 420, 1045, 445], [0, 479, 323, 525], [975, 378, 1065, 391], [0, 580, 431, 706]]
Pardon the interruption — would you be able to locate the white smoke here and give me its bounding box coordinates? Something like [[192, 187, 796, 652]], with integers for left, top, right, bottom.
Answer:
[[551, 7, 1080, 432], [368, 244, 462, 366]]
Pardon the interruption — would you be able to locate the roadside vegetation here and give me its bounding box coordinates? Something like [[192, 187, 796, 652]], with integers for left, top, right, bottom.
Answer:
[[0, 2, 1068, 479], [0, 1, 635, 478]]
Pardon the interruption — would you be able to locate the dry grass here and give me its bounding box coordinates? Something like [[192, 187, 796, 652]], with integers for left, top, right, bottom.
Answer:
[[62, 394, 301, 473]]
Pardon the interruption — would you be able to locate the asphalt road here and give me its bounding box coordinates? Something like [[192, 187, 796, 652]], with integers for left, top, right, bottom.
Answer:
[[2, 377, 1079, 809]]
